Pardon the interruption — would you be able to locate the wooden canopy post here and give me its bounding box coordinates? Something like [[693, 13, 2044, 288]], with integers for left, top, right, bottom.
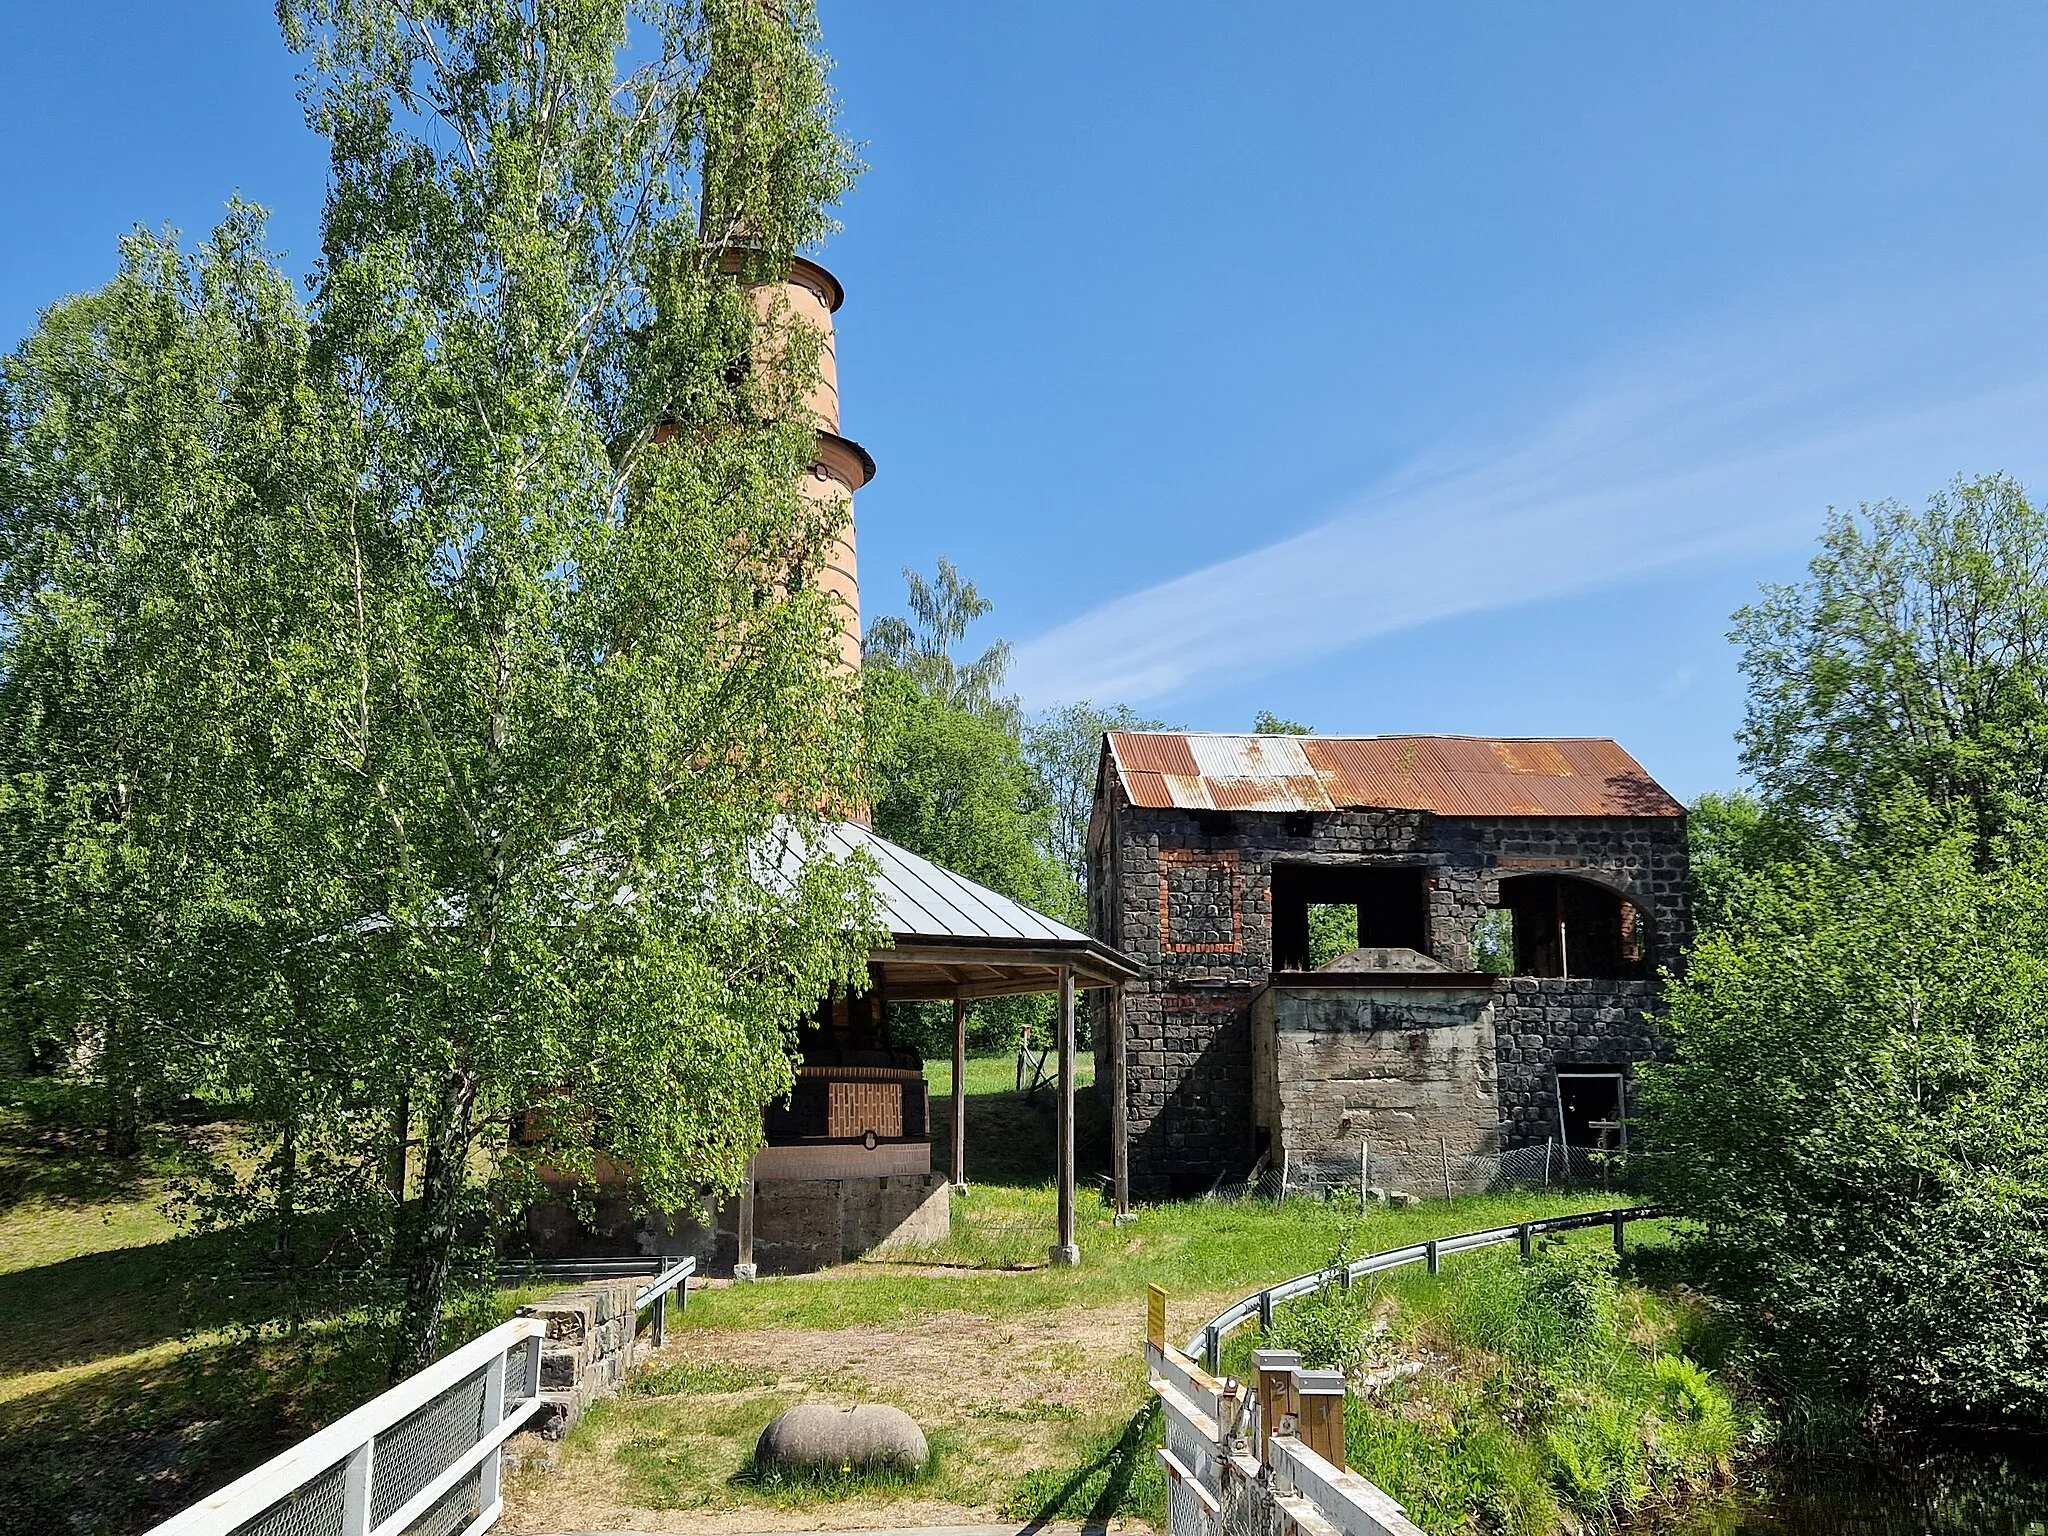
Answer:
[[1050, 964, 1081, 1266], [950, 992, 968, 1190], [1110, 985, 1130, 1221]]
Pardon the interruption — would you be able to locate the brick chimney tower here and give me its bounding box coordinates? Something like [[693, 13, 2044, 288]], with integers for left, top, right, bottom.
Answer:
[[750, 255, 873, 675]]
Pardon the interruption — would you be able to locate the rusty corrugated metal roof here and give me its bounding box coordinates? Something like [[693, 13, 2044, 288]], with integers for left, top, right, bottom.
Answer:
[[1103, 732, 1683, 818]]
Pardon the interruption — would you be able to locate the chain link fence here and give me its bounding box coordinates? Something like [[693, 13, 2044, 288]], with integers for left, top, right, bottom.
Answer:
[[1207, 1141, 1639, 1204]]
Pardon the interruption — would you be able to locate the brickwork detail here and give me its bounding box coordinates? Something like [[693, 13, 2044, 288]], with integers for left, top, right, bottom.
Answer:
[[827, 1080, 903, 1138], [1158, 848, 1242, 952]]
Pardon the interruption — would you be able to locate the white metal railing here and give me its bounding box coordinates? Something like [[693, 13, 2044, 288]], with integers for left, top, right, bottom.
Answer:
[[144, 1318, 546, 1536], [144, 1254, 698, 1536], [1145, 1323, 1424, 1536]]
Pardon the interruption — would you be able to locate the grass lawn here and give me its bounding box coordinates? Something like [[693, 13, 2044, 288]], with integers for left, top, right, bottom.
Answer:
[[503, 1058, 1638, 1533], [1, 1062, 1665, 1536]]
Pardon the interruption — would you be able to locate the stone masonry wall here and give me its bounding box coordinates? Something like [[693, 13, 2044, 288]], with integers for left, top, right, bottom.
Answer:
[[1491, 977, 1661, 1148], [1094, 782, 1687, 1198], [518, 1278, 640, 1439]]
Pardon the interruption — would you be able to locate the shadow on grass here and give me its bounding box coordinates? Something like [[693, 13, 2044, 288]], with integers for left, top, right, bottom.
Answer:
[[1003, 1399, 1164, 1530], [928, 1081, 1111, 1188], [0, 1225, 294, 1376], [0, 1326, 384, 1536]]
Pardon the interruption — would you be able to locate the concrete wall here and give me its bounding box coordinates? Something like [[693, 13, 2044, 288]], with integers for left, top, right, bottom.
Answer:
[[1095, 788, 1687, 1197], [1255, 984, 1501, 1190], [747, 1173, 950, 1273], [517, 1171, 950, 1275]]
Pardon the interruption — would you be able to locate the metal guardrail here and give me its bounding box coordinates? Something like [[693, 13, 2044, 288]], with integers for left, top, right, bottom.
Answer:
[[147, 1256, 698, 1536], [144, 1317, 547, 1536], [1191, 1206, 1663, 1370]]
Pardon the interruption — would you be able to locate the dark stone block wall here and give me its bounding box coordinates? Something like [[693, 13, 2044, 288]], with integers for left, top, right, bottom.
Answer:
[[1492, 977, 1661, 1148], [1090, 782, 1688, 1198]]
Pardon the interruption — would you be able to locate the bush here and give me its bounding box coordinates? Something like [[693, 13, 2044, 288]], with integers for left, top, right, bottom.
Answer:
[[1641, 838, 2048, 1424], [1274, 1277, 1371, 1374]]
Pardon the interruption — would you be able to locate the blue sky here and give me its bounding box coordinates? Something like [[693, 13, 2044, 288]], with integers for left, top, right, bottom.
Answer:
[[5, 5, 2048, 798]]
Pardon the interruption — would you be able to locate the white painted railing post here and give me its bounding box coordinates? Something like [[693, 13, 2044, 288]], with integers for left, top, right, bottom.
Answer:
[[340, 1440, 373, 1536], [478, 1342, 509, 1510]]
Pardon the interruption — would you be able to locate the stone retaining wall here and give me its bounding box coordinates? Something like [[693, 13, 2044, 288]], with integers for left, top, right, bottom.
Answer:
[[517, 1278, 641, 1439]]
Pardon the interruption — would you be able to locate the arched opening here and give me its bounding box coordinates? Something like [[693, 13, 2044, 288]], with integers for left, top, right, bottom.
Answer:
[[1492, 874, 1650, 979]]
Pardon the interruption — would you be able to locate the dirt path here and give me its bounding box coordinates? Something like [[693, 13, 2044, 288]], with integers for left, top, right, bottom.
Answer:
[[500, 1291, 1217, 1536]]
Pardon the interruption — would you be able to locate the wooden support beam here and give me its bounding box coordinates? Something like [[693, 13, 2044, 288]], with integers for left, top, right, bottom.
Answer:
[[950, 993, 967, 1190], [1050, 965, 1080, 1266], [1110, 986, 1129, 1221]]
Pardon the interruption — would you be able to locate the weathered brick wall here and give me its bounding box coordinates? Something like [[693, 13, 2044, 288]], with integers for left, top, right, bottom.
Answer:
[[1092, 780, 1687, 1197], [1491, 977, 1661, 1148]]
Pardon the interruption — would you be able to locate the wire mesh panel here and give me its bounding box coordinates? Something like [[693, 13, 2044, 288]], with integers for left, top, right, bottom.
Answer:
[[369, 1366, 489, 1529], [1220, 1466, 1278, 1536], [400, 1464, 483, 1536], [1207, 1145, 1643, 1204], [1166, 1468, 1215, 1536], [227, 1459, 349, 1536]]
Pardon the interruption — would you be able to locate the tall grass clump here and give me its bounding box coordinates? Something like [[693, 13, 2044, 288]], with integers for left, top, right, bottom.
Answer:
[[1256, 1239, 1750, 1536]]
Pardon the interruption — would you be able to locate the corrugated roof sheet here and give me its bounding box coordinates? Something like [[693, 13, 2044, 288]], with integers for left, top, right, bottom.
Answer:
[[820, 822, 1097, 944], [1104, 733, 1684, 819]]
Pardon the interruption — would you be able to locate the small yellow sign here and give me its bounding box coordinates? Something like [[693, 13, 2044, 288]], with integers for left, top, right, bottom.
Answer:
[[1147, 1283, 1167, 1349]]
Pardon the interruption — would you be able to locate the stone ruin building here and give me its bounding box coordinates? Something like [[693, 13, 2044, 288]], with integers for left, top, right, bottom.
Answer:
[[1087, 731, 1688, 1200]]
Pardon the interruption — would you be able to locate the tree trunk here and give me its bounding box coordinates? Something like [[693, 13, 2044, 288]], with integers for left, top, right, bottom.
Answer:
[[104, 1079, 142, 1158], [390, 1066, 478, 1382]]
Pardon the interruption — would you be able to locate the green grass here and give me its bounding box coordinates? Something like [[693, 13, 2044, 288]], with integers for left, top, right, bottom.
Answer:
[[0, 1065, 1656, 1535], [679, 1186, 1628, 1334], [1214, 1233, 1756, 1536], [1000, 1401, 1165, 1525]]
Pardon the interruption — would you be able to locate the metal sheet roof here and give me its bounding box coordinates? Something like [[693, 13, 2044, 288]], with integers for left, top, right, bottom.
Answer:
[[1105, 732, 1683, 819], [820, 821, 1098, 945]]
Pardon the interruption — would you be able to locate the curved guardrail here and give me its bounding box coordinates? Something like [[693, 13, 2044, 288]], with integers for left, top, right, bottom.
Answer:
[[1190, 1205, 1665, 1370]]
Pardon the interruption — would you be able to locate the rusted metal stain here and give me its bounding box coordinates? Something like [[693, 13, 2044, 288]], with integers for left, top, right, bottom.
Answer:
[[1106, 732, 1682, 819]]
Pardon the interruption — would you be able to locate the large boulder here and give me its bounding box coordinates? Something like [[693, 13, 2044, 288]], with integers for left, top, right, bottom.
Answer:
[[754, 1403, 929, 1473]]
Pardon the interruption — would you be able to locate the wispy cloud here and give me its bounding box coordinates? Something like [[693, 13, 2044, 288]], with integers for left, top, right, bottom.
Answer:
[[1009, 286, 2048, 707]]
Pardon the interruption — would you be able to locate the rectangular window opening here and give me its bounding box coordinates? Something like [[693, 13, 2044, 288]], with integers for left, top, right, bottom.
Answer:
[[1273, 864, 1429, 971]]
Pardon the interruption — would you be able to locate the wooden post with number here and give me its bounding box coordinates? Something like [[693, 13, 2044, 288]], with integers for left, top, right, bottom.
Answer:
[[1296, 1367, 1346, 1470], [1252, 1347, 1300, 1466], [1147, 1283, 1167, 1352]]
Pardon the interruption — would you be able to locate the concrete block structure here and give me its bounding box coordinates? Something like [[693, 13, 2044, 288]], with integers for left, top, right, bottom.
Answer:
[[1088, 733, 1687, 1199]]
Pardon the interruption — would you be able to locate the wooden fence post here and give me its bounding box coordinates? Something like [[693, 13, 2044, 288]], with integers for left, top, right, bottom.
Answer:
[[1296, 1368, 1346, 1470], [1253, 1348, 1301, 1467]]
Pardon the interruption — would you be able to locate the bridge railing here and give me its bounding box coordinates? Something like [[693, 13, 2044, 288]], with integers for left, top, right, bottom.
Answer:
[[145, 1255, 696, 1536], [1147, 1297, 1424, 1536], [1149, 1206, 1668, 1536], [144, 1317, 546, 1536]]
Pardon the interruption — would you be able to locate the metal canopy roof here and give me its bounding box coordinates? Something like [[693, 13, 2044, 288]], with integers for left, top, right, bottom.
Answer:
[[815, 822, 1141, 998], [1104, 732, 1683, 819]]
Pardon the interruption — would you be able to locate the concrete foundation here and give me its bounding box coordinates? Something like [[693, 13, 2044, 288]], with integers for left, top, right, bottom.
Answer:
[[1254, 982, 1501, 1192], [747, 1173, 950, 1273], [516, 1169, 950, 1275]]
